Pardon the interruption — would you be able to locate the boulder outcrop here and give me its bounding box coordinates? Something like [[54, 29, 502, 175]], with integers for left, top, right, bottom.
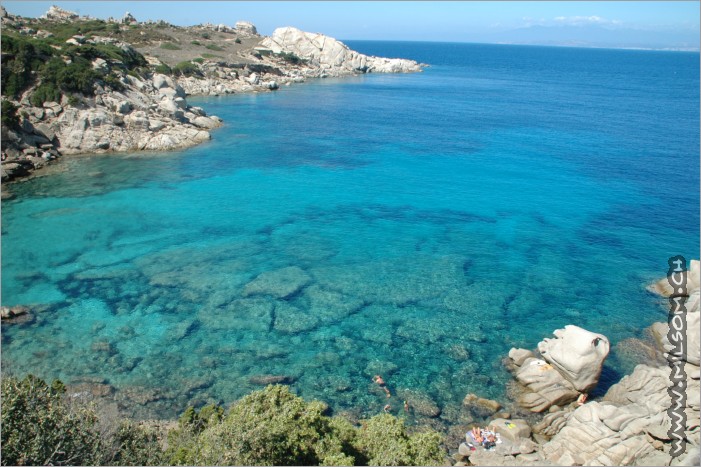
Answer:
[[538, 325, 610, 393], [507, 325, 609, 412], [2, 69, 222, 180], [235, 21, 258, 35], [43, 5, 78, 21]]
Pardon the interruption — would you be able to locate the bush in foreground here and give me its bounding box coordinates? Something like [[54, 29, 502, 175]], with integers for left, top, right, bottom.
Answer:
[[1, 375, 103, 465], [1, 375, 162, 466], [2, 377, 445, 466], [166, 385, 445, 466]]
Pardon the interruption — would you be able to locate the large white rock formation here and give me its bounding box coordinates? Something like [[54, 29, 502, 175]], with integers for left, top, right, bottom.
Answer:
[[538, 325, 610, 392], [235, 21, 257, 35], [507, 325, 609, 412], [43, 5, 78, 21], [259, 27, 422, 75]]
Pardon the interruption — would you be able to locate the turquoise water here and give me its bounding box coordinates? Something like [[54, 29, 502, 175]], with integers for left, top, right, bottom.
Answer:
[[2, 43, 699, 427]]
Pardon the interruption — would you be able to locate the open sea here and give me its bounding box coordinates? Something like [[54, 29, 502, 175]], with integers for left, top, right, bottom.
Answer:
[[1, 42, 699, 428]]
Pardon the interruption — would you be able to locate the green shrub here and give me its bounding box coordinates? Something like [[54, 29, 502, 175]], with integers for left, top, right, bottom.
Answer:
[[1, 100, 20, 129], [201, 53, 223, 59], [278, 51, 306, 65], [31, 19, 111, 42], [1, 34, 56, 97], [191, 40, 201, 46], [102, 73, 126, 92], [166, 385, 350, 465], [164, 385, 445, 466], [171, 61, 201, 77], [200, 32, 211, 39], [67, 94, 82, 106], [354, 414, 444, 466], [2, 34, 147, 106], [154, 63, 172, 75], [1, 375, 104, 466], [178, 403, 224, 433], [1, 377, 445, 467], [192, 57, 204, 64], [108, 421, 164, 466], [205, 43, 224, 51], [160, 42, 181, 50], [29, 82, 61, 107], [36, 56, 99, 99], [407, 431, 445, 466], [1, 375, 164, 466], [235, 38, 242, 44]]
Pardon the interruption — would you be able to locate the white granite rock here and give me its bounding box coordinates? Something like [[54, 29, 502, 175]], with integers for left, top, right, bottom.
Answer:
[[538, 325, 610, 393], [260, 27, 422, 76], [235, 21, 257, 35]]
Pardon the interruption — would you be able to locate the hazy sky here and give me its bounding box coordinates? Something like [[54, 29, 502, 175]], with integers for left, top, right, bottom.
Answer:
[[3, 1, 699, 48]]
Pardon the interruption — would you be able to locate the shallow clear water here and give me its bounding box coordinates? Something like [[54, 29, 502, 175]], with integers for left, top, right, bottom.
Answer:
[[2, 42, 699, 427]]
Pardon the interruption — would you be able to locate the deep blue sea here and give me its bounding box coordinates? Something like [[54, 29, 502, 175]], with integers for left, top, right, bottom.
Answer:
[[2, 42, 699, 428]]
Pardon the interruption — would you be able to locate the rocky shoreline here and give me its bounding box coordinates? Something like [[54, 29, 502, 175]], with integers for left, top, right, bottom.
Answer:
[[448, 260, 700, 466], [1, 6, 424, 190]]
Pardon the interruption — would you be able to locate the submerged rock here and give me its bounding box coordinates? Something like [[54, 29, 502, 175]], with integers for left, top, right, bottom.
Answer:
[[67, 382, 115, 399], [396, 388, 441, 418], [463, 393, 502, 415], [248, 374, 296, 385], [243, 266, 311, 298], [303, 284, 365, 324], [198, 298, 273, 332], [273, 301, 319, 334]]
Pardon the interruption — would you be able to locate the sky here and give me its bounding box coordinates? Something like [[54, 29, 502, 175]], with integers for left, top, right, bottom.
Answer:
[[3, 1, 699, 49]]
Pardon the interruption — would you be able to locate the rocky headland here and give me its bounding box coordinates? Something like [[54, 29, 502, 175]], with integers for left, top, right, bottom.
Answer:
[[0, 5, 424, 188]]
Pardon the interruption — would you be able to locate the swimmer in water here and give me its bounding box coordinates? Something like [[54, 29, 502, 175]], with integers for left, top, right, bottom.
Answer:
[[373, 375, 391, 397]]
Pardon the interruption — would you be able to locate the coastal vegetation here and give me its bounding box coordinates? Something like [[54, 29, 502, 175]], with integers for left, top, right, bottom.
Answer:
[[1, 100, 20, 129], [1, 375, 445, 466], [1, 375, 163, 466], [171, 60, 203, 77], [1, 32, 148, 106], [160, 42, 182, 50]]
